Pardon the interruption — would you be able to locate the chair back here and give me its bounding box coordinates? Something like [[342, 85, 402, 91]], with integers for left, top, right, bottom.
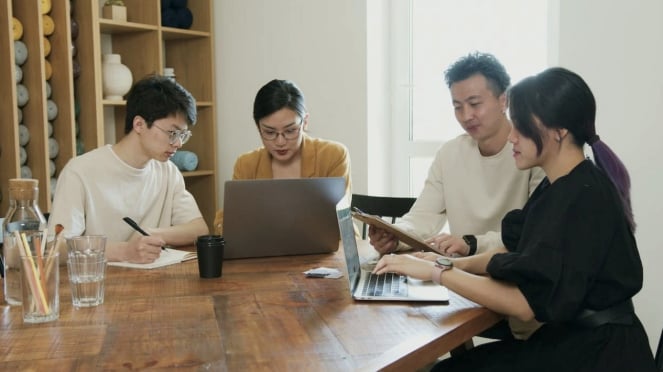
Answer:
[[351, 194, 416, 239], [656, 328, 663, 371]]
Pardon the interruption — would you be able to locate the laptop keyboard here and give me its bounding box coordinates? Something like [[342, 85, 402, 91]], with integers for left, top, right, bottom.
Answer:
[[361, 272, 408, 297]]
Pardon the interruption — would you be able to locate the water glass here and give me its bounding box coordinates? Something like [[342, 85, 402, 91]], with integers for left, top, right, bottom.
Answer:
[[66, 236, 107, 308]]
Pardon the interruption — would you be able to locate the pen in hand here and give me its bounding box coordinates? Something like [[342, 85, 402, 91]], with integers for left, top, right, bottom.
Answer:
[[122, 217, 166, 250]]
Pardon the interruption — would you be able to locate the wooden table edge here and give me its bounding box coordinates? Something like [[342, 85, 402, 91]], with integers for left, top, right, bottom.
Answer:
[[359, 308, 503, 371]]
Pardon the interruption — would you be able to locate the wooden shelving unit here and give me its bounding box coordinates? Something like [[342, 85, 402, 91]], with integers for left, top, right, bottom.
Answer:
[[0, 0, 218, 231], [0, 0, 75, 214]]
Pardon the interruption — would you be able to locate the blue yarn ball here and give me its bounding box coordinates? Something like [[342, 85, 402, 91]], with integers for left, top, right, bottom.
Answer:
[[170, 151, 198, 171]]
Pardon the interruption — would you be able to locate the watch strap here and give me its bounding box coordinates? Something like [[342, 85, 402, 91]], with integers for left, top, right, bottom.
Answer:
[[431, 265, 448, 286], [463, 234, 477, 256]]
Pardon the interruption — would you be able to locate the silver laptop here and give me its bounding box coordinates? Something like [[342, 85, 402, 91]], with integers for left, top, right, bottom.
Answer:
[[337, 207, 449, 302], [223, 177, 346, 259]]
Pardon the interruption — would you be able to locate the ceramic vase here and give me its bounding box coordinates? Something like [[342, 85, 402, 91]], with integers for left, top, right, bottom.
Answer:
[[102, 54, 133, 100]]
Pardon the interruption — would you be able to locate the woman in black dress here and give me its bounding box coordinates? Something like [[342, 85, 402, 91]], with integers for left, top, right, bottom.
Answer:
[[373, 67, 656, 371]]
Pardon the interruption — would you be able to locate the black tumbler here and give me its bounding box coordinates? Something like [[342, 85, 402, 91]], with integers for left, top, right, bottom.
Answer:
[[196, 235, 224, 278]]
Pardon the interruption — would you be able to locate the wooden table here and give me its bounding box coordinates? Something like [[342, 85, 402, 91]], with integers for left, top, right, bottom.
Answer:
[[0, 240, 501, 371]]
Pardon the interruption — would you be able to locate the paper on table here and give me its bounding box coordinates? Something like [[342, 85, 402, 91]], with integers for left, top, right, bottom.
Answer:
[[303, 267, 343, 279], [351, 210, 436, 252], [108, 248, 197, 269]]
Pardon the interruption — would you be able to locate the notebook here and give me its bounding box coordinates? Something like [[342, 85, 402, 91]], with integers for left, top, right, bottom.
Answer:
[[222, 177, 346, 259], [108, 248, 197, 269], [337, 207, 448, 302]]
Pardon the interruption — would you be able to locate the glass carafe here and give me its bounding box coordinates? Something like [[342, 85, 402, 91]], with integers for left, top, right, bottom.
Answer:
[[2, 178, 47, 306]]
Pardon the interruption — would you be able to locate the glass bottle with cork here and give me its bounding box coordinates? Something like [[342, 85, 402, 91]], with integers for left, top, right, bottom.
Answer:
[[2, 178, 47, 306]]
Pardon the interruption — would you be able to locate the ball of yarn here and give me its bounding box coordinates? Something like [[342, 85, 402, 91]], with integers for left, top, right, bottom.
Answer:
[[47, 99, 58, 120], [161, 8, 177, 27], [16, 84, 29, 107], [48, 137, 59, 159], [171, 0, 187, 9], [44, 59, 52, 80], [70, 18, 79, 40], [18, 125, 30, 146], [14, 40, 28, 65], [170, 150, 198, 171], [42, 15, 55, 36], [19, 146, 27, 165], [12, 17, 23, 40], [43, 36, 51, 57], [21, 165, 32, 179], [175, 7, 193, 29], [41, 0, 52, 14], [72, 59, 81, 79], [15, 64, 22, 83]]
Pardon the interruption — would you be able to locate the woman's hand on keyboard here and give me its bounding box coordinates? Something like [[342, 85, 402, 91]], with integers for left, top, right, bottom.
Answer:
[[372, 253, 434, 281]]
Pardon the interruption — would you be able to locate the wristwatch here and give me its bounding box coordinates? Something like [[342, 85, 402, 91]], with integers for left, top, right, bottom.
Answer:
[[431, 257, 453, 285], [462, 235, 477, 256]]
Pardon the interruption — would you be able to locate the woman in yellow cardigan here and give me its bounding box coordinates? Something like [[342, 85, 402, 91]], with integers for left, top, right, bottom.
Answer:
[[214, 79, 351, 234]]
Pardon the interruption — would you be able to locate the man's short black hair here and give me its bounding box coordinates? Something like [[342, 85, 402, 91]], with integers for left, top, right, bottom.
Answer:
[[444, 51, 510, 97]]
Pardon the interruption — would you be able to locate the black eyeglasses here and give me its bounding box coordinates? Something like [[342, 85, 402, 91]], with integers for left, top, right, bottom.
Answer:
[[153, 125, 192, 145], [259, 121, 303, 141]]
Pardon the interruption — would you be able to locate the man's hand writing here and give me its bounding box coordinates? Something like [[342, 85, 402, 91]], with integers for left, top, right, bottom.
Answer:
[[124, 234, 165, 263]]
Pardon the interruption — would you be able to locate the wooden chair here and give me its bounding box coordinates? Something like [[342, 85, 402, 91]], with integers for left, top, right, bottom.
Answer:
[[351, 193, 416, 239]]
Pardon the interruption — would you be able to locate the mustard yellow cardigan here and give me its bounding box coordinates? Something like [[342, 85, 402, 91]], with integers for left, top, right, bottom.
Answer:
[[214, 135, 351, 234]]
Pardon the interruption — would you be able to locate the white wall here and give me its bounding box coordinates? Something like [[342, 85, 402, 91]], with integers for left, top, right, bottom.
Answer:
[[215, 0, 663, 350], [214, 0, 368, 197]]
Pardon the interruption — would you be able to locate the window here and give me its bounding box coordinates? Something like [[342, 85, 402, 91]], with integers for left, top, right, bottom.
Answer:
[[390, 0, 556, 196]]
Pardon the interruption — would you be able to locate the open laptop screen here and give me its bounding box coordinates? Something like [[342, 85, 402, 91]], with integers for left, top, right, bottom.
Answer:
[[337, 207, 361, 293], [223, 177, 346, 259]]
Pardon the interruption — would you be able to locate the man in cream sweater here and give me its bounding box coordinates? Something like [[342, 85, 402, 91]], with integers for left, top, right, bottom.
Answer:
[[369, 52, 544, 340]]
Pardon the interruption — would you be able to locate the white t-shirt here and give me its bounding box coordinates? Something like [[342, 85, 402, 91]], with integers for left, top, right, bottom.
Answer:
[[48, 145, 203, 241], [397, 134, 545, 253]]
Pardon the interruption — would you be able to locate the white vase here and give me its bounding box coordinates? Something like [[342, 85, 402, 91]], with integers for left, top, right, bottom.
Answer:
[[102, 54, 133, 100]]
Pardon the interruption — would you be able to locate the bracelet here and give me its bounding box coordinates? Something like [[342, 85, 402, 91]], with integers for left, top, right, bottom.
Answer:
[[462, 235, 477, 256]]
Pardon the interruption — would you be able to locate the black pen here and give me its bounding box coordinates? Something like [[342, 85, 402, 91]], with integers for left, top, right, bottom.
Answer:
[[122, 217, 166, 250]]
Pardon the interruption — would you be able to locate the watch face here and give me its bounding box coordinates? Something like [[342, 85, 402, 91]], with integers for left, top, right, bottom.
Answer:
[[436, 257, 453, 268]]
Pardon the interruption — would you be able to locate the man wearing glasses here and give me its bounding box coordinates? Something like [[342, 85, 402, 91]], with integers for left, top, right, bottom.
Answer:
[[213, 79, 350, 234], [48, 75, 209, 264]]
